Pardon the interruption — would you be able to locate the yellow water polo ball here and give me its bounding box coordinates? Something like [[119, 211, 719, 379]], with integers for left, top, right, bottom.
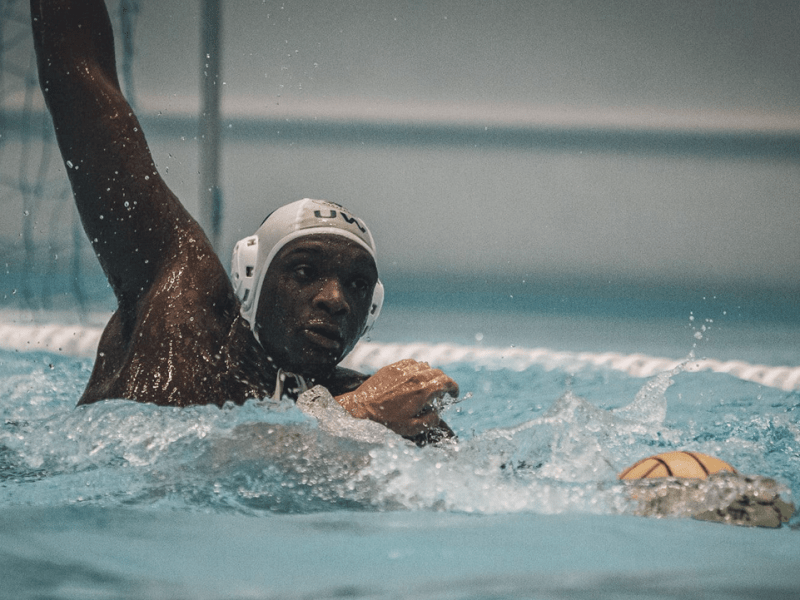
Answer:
[[618, 451, 737, 480]]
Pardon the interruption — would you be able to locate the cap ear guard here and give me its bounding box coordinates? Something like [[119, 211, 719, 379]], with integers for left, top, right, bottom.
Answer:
[[230, 235, 260, 316], [363, 279, 384, 336]]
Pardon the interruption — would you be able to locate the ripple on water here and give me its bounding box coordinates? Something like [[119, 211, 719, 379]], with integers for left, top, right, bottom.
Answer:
[[0, 349, 796, 525]]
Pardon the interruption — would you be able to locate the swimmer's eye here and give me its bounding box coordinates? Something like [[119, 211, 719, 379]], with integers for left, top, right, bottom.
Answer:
[[349, 277, 371, 295], [292, 264, 315, 281]]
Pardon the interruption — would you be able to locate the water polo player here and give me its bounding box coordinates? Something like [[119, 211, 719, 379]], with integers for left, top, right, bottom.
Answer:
[[31, 0, 457, 444]]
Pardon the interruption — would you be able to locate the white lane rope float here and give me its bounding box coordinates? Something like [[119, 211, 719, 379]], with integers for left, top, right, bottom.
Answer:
[[1, 319, 799, 392]]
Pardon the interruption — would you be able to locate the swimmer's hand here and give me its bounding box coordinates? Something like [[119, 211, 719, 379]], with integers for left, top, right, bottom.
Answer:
[[335, 359, 458, 444]]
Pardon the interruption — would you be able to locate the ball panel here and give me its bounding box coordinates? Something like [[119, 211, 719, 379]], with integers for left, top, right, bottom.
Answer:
[[659, 451, 707, 478], [687, 452, 737, 476], [619, 451, 736, 480], [619, 457, 670, 480]]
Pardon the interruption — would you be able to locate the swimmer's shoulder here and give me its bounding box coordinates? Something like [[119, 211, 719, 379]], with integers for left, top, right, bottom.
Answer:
[[81, 253, 274, 407]]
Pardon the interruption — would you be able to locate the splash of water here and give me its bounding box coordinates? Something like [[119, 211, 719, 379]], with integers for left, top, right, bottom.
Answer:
[[0, 350, 796, 524]]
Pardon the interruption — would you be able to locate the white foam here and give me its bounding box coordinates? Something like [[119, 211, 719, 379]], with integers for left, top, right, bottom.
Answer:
[[1, 317, 798, 391]]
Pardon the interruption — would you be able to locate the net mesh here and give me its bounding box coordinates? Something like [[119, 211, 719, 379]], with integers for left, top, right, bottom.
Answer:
[[0, 0, 141, 316]]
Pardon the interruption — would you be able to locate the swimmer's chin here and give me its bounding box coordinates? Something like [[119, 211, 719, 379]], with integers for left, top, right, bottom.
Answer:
[[280, 347, 346, 381]]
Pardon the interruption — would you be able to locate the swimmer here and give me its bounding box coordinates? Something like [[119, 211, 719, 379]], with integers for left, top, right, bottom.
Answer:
[[30, 0, 457, 445]]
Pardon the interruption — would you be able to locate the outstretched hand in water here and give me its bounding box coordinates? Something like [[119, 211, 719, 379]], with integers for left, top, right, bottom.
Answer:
[[335, 359, 459, 442]]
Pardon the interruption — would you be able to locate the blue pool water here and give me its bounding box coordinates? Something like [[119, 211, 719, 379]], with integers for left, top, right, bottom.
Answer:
[[1, 299, 799, 599]]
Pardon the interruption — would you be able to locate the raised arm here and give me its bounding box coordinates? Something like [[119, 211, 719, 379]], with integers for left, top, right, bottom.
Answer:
[[31, 0, 207, 307]]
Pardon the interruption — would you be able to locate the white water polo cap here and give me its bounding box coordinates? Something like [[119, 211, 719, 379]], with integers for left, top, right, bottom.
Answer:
[[231, 198, 384, 342]]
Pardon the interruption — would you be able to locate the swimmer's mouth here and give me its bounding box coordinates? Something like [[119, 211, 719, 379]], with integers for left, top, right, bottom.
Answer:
[[303, 324, 344, 350]]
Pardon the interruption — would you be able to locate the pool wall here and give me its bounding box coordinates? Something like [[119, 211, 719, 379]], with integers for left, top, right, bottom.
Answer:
[[2, 0, 799, 302]]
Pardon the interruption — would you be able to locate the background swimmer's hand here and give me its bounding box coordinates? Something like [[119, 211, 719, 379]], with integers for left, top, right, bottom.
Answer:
[[335, 359, 458, 444]]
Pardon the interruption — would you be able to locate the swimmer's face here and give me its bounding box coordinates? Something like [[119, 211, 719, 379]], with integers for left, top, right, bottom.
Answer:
[[254, 234, 378, 378]]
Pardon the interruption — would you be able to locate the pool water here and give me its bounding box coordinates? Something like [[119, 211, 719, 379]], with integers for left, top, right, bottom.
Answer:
[[1, 306, 799, 599]]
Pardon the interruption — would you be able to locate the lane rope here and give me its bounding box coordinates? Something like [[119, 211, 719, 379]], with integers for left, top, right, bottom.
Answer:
[[1, 319, 799, 392]]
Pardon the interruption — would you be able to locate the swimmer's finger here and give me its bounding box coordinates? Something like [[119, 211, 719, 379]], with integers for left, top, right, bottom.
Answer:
[[429, 371, 458, 398], [410, 410, 447, 435], [417, 382, 459, 416], [413, 371, 457, 403], [445, 378, 459, 398]]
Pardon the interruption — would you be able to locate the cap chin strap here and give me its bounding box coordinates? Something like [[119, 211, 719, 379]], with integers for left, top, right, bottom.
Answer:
[[272, 368, 309, 401]]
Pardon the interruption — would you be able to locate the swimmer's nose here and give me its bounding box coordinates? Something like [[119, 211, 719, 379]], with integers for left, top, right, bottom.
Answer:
[[314, 277, 349, 316]]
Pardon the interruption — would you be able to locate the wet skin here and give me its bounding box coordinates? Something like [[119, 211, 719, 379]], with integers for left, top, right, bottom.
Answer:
[[30, 0, 365, 407], [31, 0, 457, 443]]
